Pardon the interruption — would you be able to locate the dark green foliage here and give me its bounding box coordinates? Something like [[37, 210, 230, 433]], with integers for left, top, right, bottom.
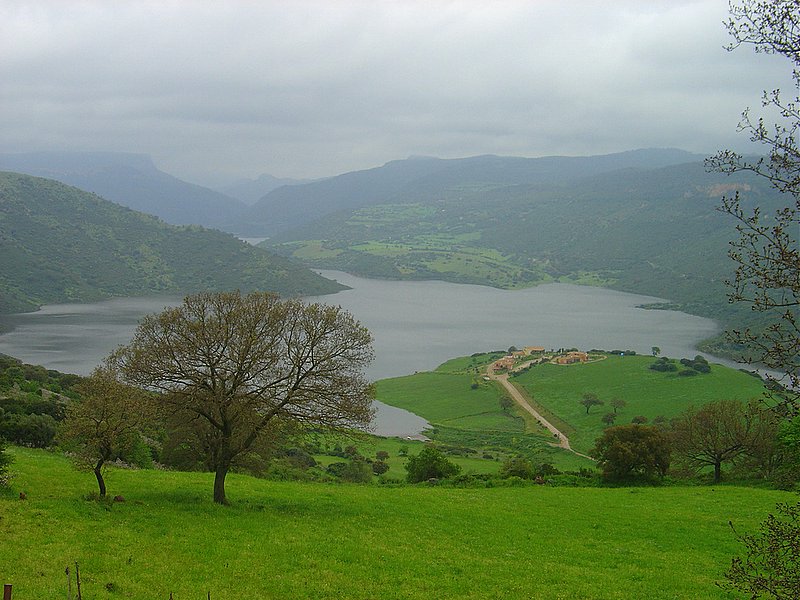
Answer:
[[721, 502, 800, 599], [592, 424, 671, 481], [405, 446, 461, 483], [499, 456, 534, 479], [680, 356, 711, 374], [326, 460, 373, 483], [649, 357, 678, 372], [0, 172, 343, 314], [0, 437, 12, 486], [0, 412, 57, 447], [372, 461, 390, 475]]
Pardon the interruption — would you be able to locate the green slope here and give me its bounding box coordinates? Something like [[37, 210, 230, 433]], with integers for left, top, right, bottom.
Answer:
[[2, 447, 793, 599], [0, 171, 344, 313]]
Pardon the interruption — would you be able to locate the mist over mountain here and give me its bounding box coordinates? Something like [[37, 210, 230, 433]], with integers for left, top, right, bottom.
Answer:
[[0, 171, 343, 314], [0, 151, 247, 231], [241, 148, 705, 235], [218, 173, 314, 205]]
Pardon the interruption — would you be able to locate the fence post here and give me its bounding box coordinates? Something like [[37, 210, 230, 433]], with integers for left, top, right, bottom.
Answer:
[[4, 583, 12, 600]]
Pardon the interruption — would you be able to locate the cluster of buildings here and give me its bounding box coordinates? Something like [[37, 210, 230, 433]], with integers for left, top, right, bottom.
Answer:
[[491, 347, 590, 372]]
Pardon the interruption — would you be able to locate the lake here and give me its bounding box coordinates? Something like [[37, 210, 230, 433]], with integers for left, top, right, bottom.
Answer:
[[0, 271, 721, 436]]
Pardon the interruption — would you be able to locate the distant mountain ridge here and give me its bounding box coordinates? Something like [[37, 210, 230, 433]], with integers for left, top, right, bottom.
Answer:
[[241, 148, 705, 235], [218, 173, 313, 205], [0, 151, 247, 231], [0, 171, 344, 314]]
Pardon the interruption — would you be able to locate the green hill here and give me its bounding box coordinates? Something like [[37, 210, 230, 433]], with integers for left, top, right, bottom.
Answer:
[[0, 171, 344, 314], [1, 447, 792, 599]]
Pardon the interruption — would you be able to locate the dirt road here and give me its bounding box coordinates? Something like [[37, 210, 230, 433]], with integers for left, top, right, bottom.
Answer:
[[487, 360, 595, 460]]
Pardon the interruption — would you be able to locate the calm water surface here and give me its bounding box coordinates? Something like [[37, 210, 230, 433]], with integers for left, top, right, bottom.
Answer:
[[0, 272, 722, 436]]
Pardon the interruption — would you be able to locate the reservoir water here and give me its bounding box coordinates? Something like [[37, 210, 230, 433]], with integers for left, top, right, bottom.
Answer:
[[0, 271, 721, 436]]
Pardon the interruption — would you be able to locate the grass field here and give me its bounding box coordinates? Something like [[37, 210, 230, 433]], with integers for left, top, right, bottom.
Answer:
[[511, 355, 768, 453], [2, 447, 792, 599]]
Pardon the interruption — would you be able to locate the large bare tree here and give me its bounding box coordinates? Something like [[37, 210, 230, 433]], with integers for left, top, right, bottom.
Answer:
[[705, 0, 799, 409], [112, 291, 374, 504]]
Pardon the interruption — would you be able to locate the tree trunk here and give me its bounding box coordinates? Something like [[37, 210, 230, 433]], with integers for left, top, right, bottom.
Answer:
[[714, 461, 722, 483], [94, 459, 106, 497], [213, 463, 230, 505]]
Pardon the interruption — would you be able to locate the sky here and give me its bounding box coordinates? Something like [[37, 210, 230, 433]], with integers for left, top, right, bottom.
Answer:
[[0, 0, 794, 185]]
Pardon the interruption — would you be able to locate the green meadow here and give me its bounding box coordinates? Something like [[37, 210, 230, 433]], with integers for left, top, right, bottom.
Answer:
[[510, 355, 768, 454], [2, 447, 792, 599]]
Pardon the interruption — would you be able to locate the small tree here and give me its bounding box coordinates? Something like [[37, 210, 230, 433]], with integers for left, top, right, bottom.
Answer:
[[610, 397, 627, 414], [58, 366, 149, 497], [592, 424, 671, 481], [601, 412, 617, 427], [651, 346, 661, 357], [580, 393, 604, 414], [375, 450, 390, 461], [631, 415, 649, 425], [721, 502, 800, 599], [405, 446, 460, 483]]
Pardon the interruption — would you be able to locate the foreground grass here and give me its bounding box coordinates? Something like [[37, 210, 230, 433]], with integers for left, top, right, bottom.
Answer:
[[2, 448, 792, 599]]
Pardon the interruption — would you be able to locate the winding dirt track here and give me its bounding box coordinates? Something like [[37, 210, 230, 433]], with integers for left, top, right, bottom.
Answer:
[[487, 361, 595, 460]]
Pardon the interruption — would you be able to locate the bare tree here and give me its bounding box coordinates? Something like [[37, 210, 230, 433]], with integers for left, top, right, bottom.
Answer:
[[580, 392, 604, 415], [112, 291, 374, 504], [58, 366, 149, 497], [705, 0, 799, 409]]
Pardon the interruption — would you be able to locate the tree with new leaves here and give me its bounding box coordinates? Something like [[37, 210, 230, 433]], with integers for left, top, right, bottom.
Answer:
[[670, 399, 768, 483], [705, 0, 800, 410], [610, 397, 626, 414], [580, 392, 604, 414], [112, 291, 375, 504], [58, 365, 149, 497], [592, 424, 670, 481]]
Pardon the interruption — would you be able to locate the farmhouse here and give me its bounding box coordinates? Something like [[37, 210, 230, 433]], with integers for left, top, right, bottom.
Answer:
[[553, 351, 589, 365], [493, 356, 516, 371], [523, 346, 546, 355]]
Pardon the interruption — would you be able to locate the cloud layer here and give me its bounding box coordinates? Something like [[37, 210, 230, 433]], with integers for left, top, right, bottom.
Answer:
[[1, 1, 794, 183]]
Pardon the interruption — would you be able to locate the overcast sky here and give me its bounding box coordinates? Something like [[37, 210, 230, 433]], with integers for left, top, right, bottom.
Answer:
[[0, 0, 794, 184]]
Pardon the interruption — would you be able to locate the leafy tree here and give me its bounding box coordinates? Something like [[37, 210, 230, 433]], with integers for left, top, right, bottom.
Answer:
[[721, 501, 800, 599], [601, 412, 617, 427], [610, 397, 626, 414], [58, 366, 149, 497], [112, 291, 374, 504], [372, 461, 389, 475], [631, 415, 648, 425], [0, 412, 57, 448], [375, 450, 390, 461], [580, 392, 604, 414], [499, 456, 534, 479], [670, 399, 764, 483], [651, 346, 661, 357], [592, 424, 670, 481], [405, 446, 460, 483], [706, 0, 800, 409]]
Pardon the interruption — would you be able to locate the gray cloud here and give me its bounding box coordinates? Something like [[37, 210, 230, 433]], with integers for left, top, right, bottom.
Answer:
[[1, 0, 794, 183]]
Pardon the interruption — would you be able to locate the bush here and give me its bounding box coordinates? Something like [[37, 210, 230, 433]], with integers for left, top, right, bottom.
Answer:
[[0, 438, 12, 487], [592, 424, 670, 481], [499, 456, 534, 479], [326, 460, 372, 483], [405, 446, 461, 483], [372, 461, 389, 475], [0, 413, 57, 447]]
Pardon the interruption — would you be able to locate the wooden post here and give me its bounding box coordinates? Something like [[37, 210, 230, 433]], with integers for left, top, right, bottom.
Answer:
[[4, 583, 12, 600], [66, 566, 72, 600], [75, 562, 82, 600]]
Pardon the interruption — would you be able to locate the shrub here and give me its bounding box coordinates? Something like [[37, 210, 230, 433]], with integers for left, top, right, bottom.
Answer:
[[592, 424, 670, 481], [405, 446, 461, 483], [499, 456, 534, 479]]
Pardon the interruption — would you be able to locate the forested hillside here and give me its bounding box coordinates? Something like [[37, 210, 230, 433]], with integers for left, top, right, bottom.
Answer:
[[0, 152, 247, 230], [0, 172, 343, 314], [243, 149, 704, 235], [264, 159, 792, 357]]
